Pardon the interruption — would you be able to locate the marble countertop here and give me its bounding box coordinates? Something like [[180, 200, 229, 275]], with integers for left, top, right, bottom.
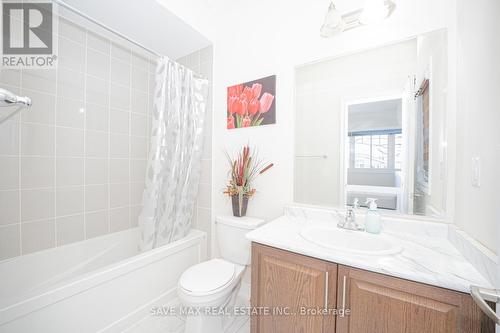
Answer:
[[246, 207, 492, 294]]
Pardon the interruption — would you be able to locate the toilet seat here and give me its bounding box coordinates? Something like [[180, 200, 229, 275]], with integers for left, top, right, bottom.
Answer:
[[179, 259, 236, 296]]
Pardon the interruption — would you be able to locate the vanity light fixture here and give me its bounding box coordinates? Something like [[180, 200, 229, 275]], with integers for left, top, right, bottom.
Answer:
[[320, 0, 396, 38], [320, 2, 343, 38], [359, 0, 393, 25]]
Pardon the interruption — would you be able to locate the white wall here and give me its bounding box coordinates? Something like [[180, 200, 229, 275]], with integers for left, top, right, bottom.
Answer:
[[160, 0, 500, 255], [453, 0, 500, 252], [213, 0, 452, 225], [294, 40, 416, 207], [158, 0, 454, 254]]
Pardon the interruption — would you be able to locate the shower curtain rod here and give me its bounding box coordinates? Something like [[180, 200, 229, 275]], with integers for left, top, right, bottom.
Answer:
[[53, 0, 162, 57], [53, 0, 209, 80]]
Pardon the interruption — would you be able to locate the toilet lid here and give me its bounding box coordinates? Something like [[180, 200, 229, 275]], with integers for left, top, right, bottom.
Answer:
[[179, 259, 235, 295]]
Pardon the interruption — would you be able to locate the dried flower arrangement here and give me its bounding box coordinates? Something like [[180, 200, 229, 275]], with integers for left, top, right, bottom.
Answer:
[[224, 145, 273, 216]]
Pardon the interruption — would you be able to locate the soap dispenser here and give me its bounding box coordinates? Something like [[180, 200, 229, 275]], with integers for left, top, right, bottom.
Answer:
[[365, 198, 381, 234]]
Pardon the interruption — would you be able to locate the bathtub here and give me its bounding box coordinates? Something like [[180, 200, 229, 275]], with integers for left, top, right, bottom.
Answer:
[[0, 228, 207, 333]]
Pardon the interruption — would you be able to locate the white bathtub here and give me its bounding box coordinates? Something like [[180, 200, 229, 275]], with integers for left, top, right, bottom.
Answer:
[[0, 228, 207, 333]]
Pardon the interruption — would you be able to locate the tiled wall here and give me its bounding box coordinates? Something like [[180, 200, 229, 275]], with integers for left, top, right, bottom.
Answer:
[[0, 18, 154, 260], [176, 46, 213, 254]]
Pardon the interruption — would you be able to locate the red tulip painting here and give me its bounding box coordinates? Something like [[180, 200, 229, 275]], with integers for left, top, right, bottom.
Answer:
[[227, 75, 276, 129]]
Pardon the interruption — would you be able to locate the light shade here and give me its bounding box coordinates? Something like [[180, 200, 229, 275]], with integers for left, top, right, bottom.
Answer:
[[320, 2, 343, 38], [359, 0, 390, 25]]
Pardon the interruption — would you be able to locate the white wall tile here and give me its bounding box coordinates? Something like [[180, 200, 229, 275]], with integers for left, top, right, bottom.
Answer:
[[21, 69, 56, 94], [130, 159, 147, 183], [130, 182, 144, 205], [197, 183, 211, 209], [85, 210, 109, 238], [110, 83, 130, 110], [4, 20, 161, 257], [0, 69, 21, 87], [197, 207, 211, 231], [131, 90, 149, 114], [58, 37, 86, 72], [85, 131, 109, 158], [130, 113, 148, 137], [200, 159, 212, 184], [110, 59, 131, 86], [110, 109, 130, 134], [87, 48, 110, 81], [110, 207, 129, 232], [131, 67, 148, 92], [148, 73, 155, 94], [59, 19, 85, 45], [199, 46, 213, 64], [110, 183, 129, 208], [109, 134, 129, 158], [85, 103, 108, 132], [203, 107, 212, 137], [56, 157, 84, 187], [20, 123, 55, 156], [56, 127, 84, 157], [86, 75, 109, 106], [0, 120, 19, 155], [109, 158, 129, 183], [56, 214, 84, 246], [199, 61, 212, 80], [130, 137, 148, 159], [87, 32, 110, 54], [149, 59, 157, 74], [111, 43, 130, 63], [21, 188, 55, 222], [202, 135, 212, 159], [56, 97, 85, 129], [129, 205, 142, 227], [85, 158, 108, 185], [56, 186, 84, 216], [20, 157, 53, 189], [0, 190, 20, 225], [20, 89, 55, 125], [21, 219, 55, 254], [131, 53, 149, 70], [85, 184, 109, 212], [58, 68, 85, 101], [0, 224, 20, 260]]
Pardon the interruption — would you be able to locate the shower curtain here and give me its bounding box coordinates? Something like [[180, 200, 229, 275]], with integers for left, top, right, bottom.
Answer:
[[138, 57, 208, 251]]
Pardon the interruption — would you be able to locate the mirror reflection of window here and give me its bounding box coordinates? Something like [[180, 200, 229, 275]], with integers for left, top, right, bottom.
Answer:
[[293, 29, 447, 219], [346, 99, 403, 211]]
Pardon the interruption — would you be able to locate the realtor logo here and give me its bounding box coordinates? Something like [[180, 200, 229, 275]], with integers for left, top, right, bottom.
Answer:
[[1, 1, 57, 68]]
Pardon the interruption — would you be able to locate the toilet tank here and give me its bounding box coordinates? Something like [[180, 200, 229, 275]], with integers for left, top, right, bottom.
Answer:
[[216, 216, 265, 265]]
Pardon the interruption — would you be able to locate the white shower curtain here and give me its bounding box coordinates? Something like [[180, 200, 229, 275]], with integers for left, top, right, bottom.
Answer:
[[138, 57, 208, 251]]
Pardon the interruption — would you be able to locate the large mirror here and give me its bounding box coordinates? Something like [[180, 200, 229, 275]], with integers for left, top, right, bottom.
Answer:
[[294, 29, 448, 219]]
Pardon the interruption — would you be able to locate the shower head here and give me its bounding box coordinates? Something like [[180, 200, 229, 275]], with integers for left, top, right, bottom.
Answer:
[[0, 88, 32, 108]]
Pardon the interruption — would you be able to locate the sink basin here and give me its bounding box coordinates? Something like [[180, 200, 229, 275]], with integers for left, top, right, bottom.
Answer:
[[300, 226, 402, 255]]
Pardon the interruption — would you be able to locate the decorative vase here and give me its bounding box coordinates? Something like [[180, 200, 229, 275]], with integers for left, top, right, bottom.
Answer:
[[231, 194, 249, 217]]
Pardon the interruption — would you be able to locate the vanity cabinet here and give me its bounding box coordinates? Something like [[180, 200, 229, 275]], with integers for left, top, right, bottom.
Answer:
[[336, 266, 493, 333], [251, 243, 338, 333], [251, 243, 494, 333]]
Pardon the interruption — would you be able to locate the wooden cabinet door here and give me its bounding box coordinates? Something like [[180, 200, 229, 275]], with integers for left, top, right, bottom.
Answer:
[[335, 265, 494, 333], [251, 243, 338, 333]]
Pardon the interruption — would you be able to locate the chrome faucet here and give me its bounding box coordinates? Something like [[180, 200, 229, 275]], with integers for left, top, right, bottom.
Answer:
[[337, 198, 364, 231]]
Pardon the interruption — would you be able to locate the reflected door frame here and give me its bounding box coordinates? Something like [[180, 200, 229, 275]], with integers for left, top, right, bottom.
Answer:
[[339, 92, 406, 210]]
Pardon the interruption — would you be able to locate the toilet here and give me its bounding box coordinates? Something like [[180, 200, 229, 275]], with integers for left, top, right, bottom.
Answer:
[[177, 216, 265, 333]]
